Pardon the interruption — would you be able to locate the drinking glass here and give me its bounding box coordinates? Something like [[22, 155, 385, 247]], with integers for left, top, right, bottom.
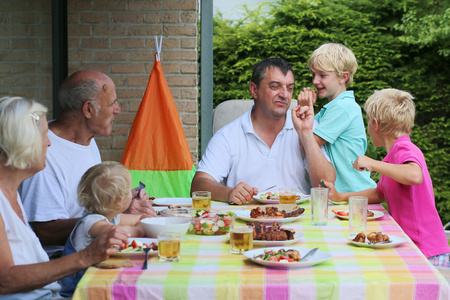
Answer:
[[311, 187, 329, 226], [158, 232, 181, 262], [348, 196, 368, 237], [279, 187, 297, 204], [192, 191, 211, 210], [230, 223, 253, 254]]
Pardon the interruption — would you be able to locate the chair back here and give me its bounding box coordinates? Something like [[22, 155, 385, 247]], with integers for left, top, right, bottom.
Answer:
[[212, 99, 298, 134]]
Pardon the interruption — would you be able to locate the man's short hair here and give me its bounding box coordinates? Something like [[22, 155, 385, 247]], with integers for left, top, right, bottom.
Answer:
[[308, 43, 358, 87], [58, 76, 100, 114], [364, 88, 415, 137], [78, 161, 132, 215], [0, 96, 47, 169], [251, 58, 295, 87]]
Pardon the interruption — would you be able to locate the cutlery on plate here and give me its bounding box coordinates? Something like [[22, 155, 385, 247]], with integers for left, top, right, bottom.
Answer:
[[259, 185, 277, 193], [368, 240, 392, 245], [142, 248, 151, 270], [299, 248, 318, 262]]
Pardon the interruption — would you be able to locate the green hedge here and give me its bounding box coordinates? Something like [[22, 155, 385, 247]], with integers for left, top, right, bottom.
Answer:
[[209, 0, 450, 223]]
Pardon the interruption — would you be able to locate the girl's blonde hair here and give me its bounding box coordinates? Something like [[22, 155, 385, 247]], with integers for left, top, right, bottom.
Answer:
[[308, 43, 358, 87], [364, 88, 415, 137], [78, 161, 132, 214], [0, 96, 47, 169]]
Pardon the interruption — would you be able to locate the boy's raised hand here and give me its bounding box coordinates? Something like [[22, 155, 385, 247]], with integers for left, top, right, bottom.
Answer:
[[353, 155, 374, 172], [297, 87, 317, 106]]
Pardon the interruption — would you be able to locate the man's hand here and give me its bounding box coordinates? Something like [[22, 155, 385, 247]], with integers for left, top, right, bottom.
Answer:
[[320, 180, 342, 202], [228, 182, 257, 205], [125, 187, 157, 217], [297, 88, 317, 106]]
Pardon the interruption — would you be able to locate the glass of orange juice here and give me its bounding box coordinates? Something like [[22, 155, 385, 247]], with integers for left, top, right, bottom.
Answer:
[[192, 191, 211, 209]]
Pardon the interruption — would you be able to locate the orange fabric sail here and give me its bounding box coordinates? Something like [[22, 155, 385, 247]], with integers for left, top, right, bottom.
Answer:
[[121, 38, 195, 197]]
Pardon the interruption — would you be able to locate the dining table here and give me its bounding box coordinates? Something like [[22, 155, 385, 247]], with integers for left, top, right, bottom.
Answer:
[[72, 200, 450, 300]]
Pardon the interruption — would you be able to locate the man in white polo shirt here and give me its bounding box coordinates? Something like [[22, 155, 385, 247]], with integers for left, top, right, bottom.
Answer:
[[191, 58, 336, 205]]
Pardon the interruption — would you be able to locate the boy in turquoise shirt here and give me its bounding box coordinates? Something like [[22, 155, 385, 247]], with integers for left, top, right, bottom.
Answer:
[[298, 43, 376, 193]]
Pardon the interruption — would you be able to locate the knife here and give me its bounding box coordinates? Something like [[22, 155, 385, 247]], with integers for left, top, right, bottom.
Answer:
[[299, 247, 318, 262]]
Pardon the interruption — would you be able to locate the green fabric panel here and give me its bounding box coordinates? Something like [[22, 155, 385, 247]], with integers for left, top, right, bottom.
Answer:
[[129, 165, 196, 198]]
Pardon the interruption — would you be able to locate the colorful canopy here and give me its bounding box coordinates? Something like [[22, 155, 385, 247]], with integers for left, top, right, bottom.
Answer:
[[121, 36, 196, 197]]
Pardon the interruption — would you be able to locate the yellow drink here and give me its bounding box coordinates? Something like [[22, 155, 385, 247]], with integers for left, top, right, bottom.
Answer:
[[230, 227, 253, 254], [158, 240, 181, 262], [279, 194, 297, 204], [192, 196, 211, 209]]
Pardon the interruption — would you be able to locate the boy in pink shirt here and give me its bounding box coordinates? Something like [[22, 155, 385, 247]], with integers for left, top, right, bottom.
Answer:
[[325, 88, 449, 266]]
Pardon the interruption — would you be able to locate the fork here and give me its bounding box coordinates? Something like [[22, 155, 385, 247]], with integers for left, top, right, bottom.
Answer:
[[142, 248, 151, 270]]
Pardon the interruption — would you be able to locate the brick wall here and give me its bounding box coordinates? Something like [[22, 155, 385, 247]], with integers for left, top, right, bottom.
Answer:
[[68, 0, 199, 163], [0, 0, 53, 112], [0, 0, 199, 164]]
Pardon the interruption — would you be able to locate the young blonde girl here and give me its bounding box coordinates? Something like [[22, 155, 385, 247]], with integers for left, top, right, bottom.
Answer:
[[59, 161, 147, 296]]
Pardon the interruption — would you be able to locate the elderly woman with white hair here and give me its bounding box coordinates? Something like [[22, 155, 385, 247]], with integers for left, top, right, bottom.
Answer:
[[0, 96, 130, 299]]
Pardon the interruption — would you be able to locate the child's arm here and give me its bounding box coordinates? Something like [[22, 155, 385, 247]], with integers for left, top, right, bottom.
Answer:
[[354, 155, 423, 185], [323, 180, 383, 204], [88, 215, 145, 239]]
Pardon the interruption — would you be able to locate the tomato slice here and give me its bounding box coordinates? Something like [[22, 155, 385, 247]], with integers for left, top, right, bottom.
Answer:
[[269, 255, 279, 262], [131, 240, 138, 248]]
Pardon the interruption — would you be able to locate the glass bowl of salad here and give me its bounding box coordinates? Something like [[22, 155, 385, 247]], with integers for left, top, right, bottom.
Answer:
[[161, 208, 235, 235]]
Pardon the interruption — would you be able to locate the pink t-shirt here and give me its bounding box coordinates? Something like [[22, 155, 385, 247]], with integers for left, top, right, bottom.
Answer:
[[377, 135, 449, 258]]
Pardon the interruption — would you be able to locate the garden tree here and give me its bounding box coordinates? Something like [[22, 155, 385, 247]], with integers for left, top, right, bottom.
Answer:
[[210, 0, 450, 222]]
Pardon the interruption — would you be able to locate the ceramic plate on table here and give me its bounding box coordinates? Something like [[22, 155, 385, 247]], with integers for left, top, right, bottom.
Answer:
[[153, 197, 192, 206], [332, 210, 384, 221], [244, 247, 332, 269], [347, 235, 408, 249], [253, 191, 310, 205], [112, 238, 158, 258], [234, 210, 303, 224], [227, 231, 305, 247]]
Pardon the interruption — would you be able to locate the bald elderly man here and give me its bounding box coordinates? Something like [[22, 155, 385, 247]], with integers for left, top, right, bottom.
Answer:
[[20, 70, 156, 258]]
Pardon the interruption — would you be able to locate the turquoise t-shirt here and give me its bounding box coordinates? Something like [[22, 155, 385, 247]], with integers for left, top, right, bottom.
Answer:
[[314, 91, 376, 192]]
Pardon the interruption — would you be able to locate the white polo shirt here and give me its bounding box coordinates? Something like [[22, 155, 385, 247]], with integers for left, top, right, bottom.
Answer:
[[198, 108, 329, 193]]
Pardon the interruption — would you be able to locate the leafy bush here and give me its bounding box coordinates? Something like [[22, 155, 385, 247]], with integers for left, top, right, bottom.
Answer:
[[210, 0, 450, 223]]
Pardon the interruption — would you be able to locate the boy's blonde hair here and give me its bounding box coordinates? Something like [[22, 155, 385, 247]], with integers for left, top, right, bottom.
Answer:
[[308, 43, 358, 87], [78, 161, 132, 215], [364, 88, 415, 137]]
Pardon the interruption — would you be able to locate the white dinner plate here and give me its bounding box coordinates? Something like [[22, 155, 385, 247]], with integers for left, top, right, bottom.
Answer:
[[347, 235, 408, 249], [153, 197, 192, 206], [332, 210, 384, 221], [234, 210, 303, 224], [111, 238, 158, 257], [253, 191, 311, 205], [227, 231, 305, 247], [244, 247, 332, 269]]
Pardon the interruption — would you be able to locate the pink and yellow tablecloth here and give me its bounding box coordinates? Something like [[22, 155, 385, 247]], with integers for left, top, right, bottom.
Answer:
[[73, 203, 450, 300]]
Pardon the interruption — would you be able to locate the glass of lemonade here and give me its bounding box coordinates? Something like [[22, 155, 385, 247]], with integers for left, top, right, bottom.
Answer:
[[230, 224, 253, 254], [158, 232, 181, 262], [192, 191, 211, 210], [279, 187, 297, 204]]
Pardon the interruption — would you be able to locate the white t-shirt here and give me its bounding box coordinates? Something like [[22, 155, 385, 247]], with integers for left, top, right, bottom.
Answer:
[[0, 189, 60, 299], [72, 214, 121, 252], [19, 128, 102, 256], [198, 109, 329, 194]]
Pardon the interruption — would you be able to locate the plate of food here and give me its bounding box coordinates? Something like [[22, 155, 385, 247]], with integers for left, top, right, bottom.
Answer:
[[153, 197, 192, 207], [234, 205, 305, 224], [244, 247, 332, 269], [347, 232, 408, 249], [112, 238, 158, 257], [253, 191, 310, 205], [332, 210, 384, 221]]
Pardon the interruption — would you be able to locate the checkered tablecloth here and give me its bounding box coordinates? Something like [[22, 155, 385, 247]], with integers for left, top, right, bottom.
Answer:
[[73, 203, 450, 300]]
